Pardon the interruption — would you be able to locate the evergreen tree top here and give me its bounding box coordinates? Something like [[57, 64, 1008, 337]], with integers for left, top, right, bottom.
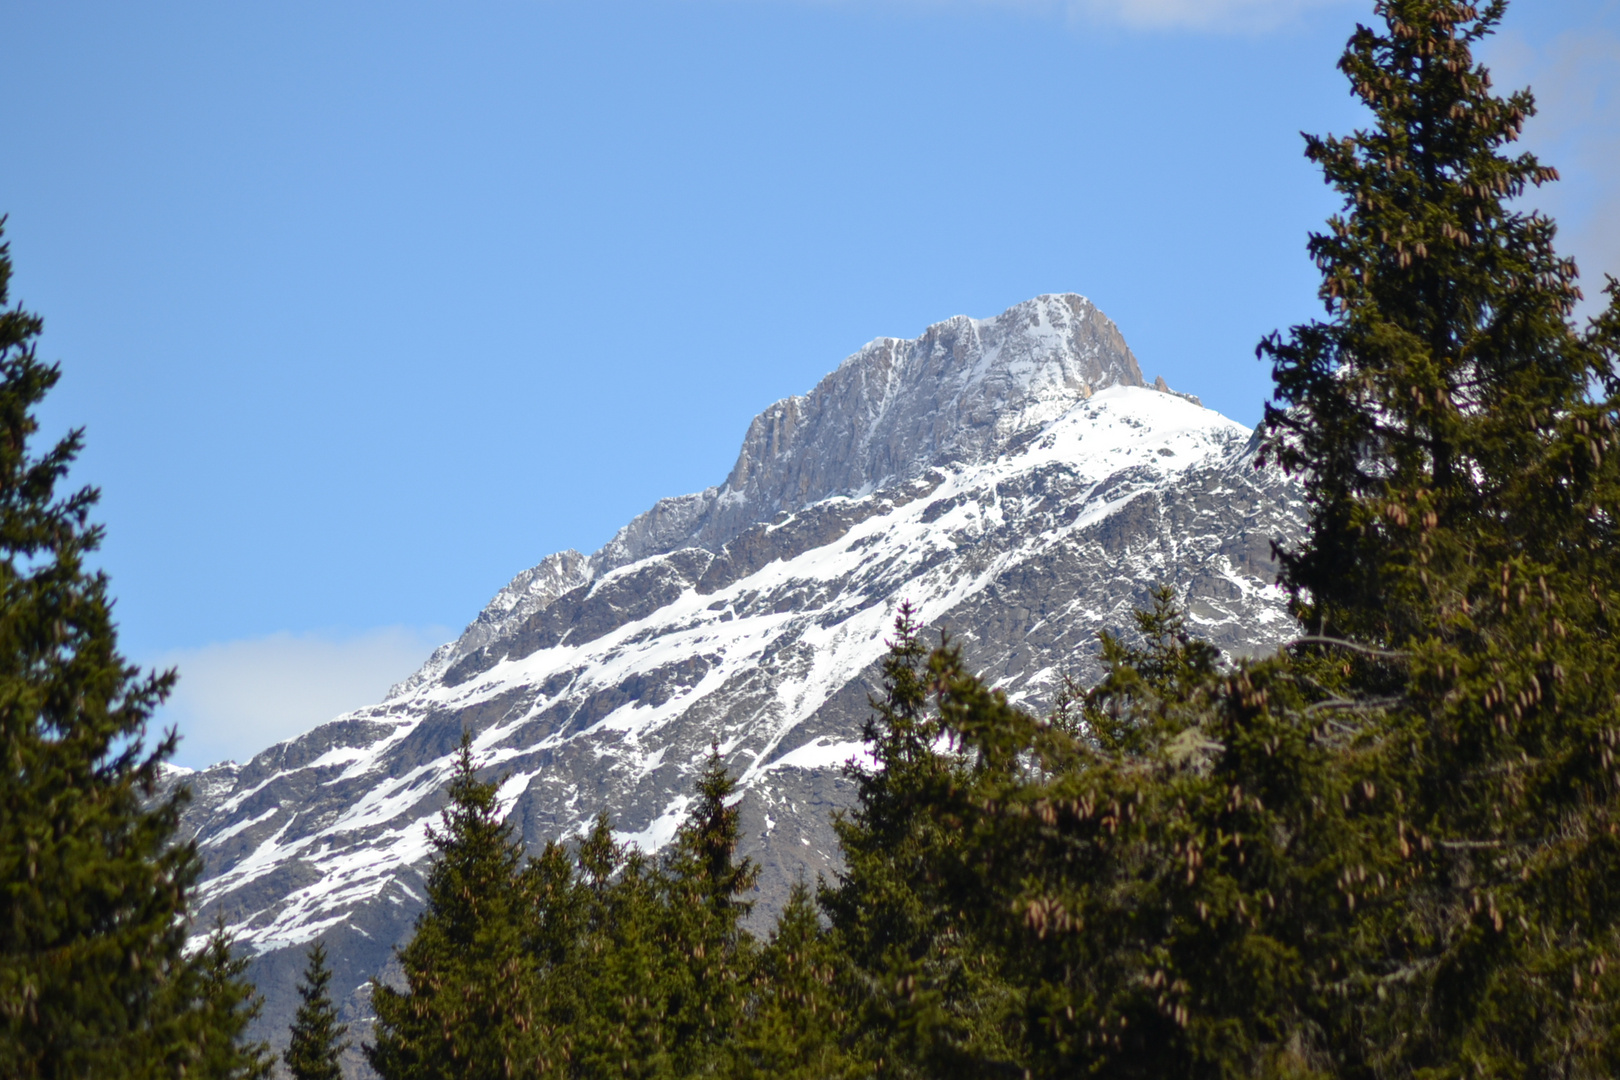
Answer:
[[1259, 0, 1619, 644], [668, 745, 760, 914], [284, 941, 349, 1080]]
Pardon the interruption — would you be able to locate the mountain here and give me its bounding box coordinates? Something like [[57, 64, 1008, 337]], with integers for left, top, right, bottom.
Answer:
[[168, 294, 1306, 1064]]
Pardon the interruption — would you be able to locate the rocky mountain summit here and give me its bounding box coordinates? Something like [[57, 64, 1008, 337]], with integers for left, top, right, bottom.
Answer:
[[170, 293, 1307, 1058]]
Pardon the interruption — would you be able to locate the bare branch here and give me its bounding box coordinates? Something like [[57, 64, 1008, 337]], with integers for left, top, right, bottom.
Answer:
[[1304, 695, 1406, 716], [1288, 635, 1411, 660]]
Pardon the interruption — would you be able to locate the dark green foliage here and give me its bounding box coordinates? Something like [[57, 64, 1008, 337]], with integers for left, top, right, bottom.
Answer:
[[187, 925, 274, 1080], [0, 220, 269, 1080], [556, 825, 672, 1080], [368, 743, 763, 1080], [528, 754, 760, 1080], [367, 733, 543, 1080], [820, 604, 1026, 1078], [927, 601, 1401, 1079], [828, 3, 1620, 1078], [1257, 1, 1620, 1073], [1260, 0, 1598, 650], [347, 6, 1620, 1077], [729, 883, 851, 1080], [659, 749, 760, 1077], [284, 942, 349, 1080]]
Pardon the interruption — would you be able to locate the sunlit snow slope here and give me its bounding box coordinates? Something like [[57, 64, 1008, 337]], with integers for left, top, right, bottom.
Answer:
[[171, 294, 1306, 1056]]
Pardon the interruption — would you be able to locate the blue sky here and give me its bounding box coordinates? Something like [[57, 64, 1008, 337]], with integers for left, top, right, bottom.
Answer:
[[2, 0, 1615, 767]]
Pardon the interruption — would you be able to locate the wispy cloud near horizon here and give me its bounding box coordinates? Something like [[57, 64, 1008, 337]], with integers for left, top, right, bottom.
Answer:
[[152, 626, 451, 771]]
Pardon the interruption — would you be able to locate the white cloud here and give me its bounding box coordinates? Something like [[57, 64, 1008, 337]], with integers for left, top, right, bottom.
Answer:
[[152, 626, 450, 770]]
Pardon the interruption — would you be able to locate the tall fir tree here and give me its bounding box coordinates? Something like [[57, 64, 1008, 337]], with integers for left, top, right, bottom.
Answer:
[[560, 821, 676, 1080], [728, 882, 852, 1080], [554, 756, 761, 1080], [659, 748, 759, 1079], [820, 605, 1026, 1079], [1257, 0, 1620, 1073], [367, 733, 543, 1080], [925, 587, 1393, 1079], [0, 220, 269, 1080], [283, 941, 349, 1080], [878, 2, 1620, 1076], [182, 925, 273, 1080], [911, 2, 1620, 1076]]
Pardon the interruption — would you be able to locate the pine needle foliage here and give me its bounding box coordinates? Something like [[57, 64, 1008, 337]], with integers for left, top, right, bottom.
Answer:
[[229, 3, 1620, 1078], [367, 741, 765, 1080], [186, 925, 274, 1080], [841, 2, 1620, 1077], [660, 748, 760, 1078], [1259, 0, 1605, 651], [283, 942, 349, 1080], [824, 596, 1398, 1079], [0, 220, 269, 1080], [549, 756, 760, 1080]]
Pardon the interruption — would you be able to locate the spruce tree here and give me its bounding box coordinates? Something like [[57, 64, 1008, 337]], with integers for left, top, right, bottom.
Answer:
[[895, 2, 1620, 1074], [1257, 1, 1620, 1072], [283, 941, 349, 1080], [820, 606, 1025, 1079], [659, 749, 759, 1079], [914, 1, 1620, 1074], [558, 819, 674, 1080], [184, 925, 274, 1080], [1260, 0, 1597, 650], [929, 589, 1391, 1079], [728, 882, 851, 1080], [0, 220, 269, 1080], [367, 733, 542, 1080], [556, 757, 761, 1080], [523, 836, 593, 1078]]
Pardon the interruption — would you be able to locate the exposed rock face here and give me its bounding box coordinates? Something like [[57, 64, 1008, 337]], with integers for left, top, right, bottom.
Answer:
[[169, 295, 1305, 1068]]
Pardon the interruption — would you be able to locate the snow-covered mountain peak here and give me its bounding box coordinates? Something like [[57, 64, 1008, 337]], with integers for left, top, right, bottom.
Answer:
[[594, 294, 1143, 569], [408, 294, 1147, 693], [173, 296, 1303, 1058]]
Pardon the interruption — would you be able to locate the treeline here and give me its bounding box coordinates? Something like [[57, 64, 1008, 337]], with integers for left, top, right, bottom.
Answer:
[[10, 1, 1620, 1077]]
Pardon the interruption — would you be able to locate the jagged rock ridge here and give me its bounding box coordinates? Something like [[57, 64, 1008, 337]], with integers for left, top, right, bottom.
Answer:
[[402, 294, 1145, 691], [169, 294, 1305, 1066]]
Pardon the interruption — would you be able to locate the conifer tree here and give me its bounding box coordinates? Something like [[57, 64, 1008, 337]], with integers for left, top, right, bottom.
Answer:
[[523, 836, 593, 1077], [885, 2, 1620, 1076], [184, 926, 274, 1080], [0, 220, 269, 1080], [660, 749, 759, 1078], [559, 819, 674, 1080], [283, 941, 349, 1080], [930, 589, 1391, 1079], [1256, 1, 1620, 1072], [557, 757, 761, 1080], [728, 882, 851, 1080], [821, 605, 1025, 1079], [367, 733, 542, 1080]]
